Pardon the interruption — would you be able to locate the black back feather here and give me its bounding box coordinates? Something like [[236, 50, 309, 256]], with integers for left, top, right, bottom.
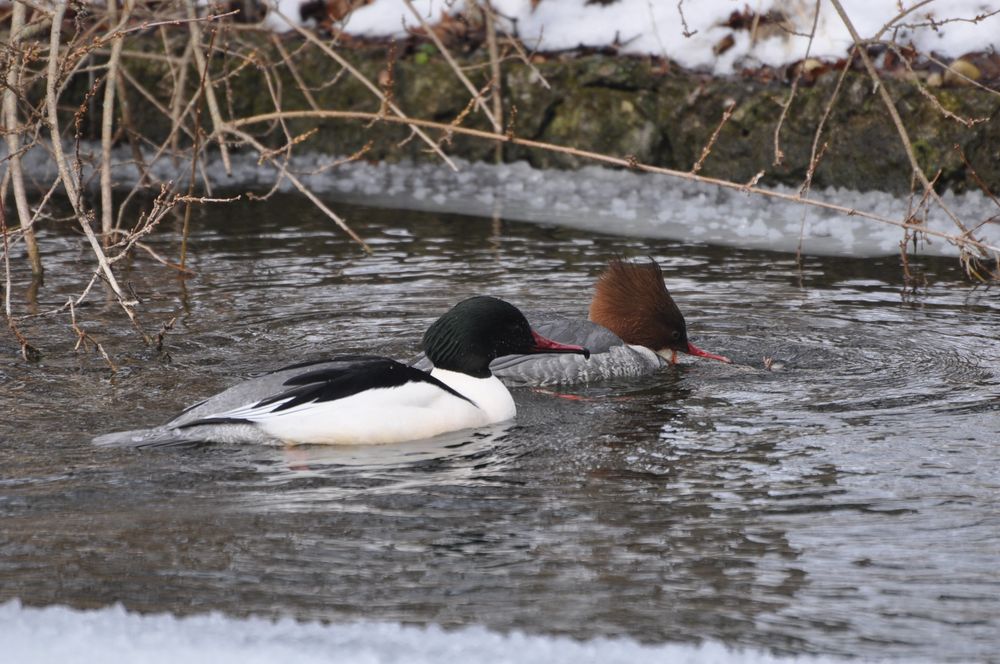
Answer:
[[262, 358, 474, 412], [177, 356, 475, 429]]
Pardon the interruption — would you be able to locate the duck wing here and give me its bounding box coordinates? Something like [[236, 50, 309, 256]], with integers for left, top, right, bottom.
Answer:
[[527, 318, 624, 354], [489, 319, 661, 387], [93, 356, 470, 447], [173, 356, 471, 428]]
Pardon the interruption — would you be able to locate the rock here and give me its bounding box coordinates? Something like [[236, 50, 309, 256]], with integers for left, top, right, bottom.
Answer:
[[944, 58, 981, 86]]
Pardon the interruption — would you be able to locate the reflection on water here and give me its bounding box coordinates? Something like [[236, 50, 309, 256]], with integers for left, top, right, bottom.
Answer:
[[1, 194, 999, 662], [270, 424, 514, 472]]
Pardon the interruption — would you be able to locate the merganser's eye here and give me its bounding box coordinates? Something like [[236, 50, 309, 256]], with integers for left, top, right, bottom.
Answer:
[[670, 330, 681, 341]]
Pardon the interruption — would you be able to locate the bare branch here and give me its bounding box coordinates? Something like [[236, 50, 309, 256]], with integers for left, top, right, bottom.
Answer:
[[3, 0, 43, 276], [692, 100, 736, 175], [223, 125, 371, 252], [483, 0, 505, 161], [100, 0, 136, 240], [229, 108, 1000, 257], [677, 0, 697, 37], [272, 7, 460, 172], [829, 0, 985, 268], [402, 0, 501, 132], [774, 0, 821, 167], [183, 0, 233, 174], [45, 1, 137, 316]]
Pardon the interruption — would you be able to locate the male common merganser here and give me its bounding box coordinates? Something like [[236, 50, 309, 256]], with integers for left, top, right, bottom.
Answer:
[[92, 296, 589, 448], [488, 258, 730, 386]]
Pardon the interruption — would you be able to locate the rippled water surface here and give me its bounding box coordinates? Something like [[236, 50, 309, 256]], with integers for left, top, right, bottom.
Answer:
[[2, 195, 999, 662]]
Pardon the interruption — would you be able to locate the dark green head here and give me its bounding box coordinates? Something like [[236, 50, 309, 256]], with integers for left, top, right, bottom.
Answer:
[[423, 296, 589, 378]]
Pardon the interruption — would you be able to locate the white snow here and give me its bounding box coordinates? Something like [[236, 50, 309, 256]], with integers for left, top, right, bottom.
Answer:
[[239, 153, 1000, 258], [0, 599, 878, 664], [267, 0, 1000, 74], [15, 142, 996, 258]]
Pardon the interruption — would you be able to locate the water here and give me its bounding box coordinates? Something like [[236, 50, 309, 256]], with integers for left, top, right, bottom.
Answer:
[[2, 194, 999, 662]]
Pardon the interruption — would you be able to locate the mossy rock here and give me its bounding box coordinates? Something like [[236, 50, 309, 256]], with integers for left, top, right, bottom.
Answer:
[[45, 38, 1000, 194]]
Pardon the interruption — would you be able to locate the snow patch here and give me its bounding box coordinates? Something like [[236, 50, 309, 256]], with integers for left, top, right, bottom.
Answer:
[[10, 144, 999, 259], [1, 600, 872, 664], [267, 0, 1000, 75]]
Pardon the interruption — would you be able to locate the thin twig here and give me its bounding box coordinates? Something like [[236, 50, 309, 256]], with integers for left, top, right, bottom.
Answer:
[[105, 186, 185, 267], [229, 108, 1000, 257], [155, 316, 176, 352], [795, 44, 852, 260], [871, 0, 936, 41], [45, 2, 138, 315], [273, 7, 459, 172], [272, 33, 322, 112], [799, 50, 852, 197], [100, 0, 135, 241], [774, 0, 821, 166], [68, 298, 118, 371], [13, 0, 54, 19], [180, 17, 222, 271], [183, 0, 232, 174], [113, 63, 153, 193], [677, 0, 697, 37], [104, 10, 240, 42], [169, 37, 195, 168], [484, 0, 505, 161], [2, 0, 43, 276], [135, 242, 197, 275], [223, 125, 372, 252], [829, 0, 985, 271], [922, 50, 1000, 99], [498, 31, 550, 90], [953, 144, 1000, 226], [691, 100, 736, 175], [1, 186, 37, 359], [118, 65, 197, 142], [402, 0, 501, 132], [291, 141, 375, 177], [875, 43, 989, 128], [893, 7, 1000, 33]]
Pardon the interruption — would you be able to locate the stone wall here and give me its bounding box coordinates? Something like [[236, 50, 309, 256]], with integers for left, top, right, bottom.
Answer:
[[105, 40, 1000, 194]]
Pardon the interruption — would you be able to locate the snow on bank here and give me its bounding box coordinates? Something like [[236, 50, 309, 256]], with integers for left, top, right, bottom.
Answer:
[[280, 156, 1000, 258], [268, 0, 1000, 74], [14, 144, 998, 258], [1, 600, 874, 664]]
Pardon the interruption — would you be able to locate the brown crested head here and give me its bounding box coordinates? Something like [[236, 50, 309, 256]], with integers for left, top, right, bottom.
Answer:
[[588, 258, 689, 353]]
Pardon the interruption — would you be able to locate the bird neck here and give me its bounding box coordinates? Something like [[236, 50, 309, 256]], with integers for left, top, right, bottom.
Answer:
[[430, 368, 515, 423]]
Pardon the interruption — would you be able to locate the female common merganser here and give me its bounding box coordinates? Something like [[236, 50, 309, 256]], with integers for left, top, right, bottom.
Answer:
[[488, 258, 730, 386], [93, 296, 589, 448]]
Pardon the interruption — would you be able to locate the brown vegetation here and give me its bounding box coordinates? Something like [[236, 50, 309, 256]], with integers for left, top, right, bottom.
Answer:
[[1, 0, 998, 363]]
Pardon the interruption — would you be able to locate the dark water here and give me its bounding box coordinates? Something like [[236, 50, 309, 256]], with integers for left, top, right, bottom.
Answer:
[[2, 194, 999, 662]]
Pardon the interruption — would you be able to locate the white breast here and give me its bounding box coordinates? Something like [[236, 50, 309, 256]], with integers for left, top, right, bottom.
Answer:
[[220, 370, 514, 446], [429, 368, 516, 422]]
